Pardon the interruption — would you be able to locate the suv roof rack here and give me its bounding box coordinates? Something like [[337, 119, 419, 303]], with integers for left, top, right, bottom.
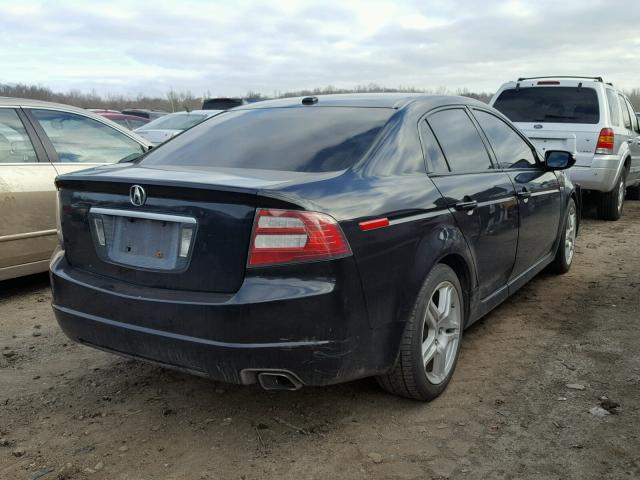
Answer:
[[516, 76, 603, 82]]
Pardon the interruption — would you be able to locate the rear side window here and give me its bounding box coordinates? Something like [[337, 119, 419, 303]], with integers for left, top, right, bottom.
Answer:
[[493, 87, 600, 124], [30, 110, 145, 163], [427, 109, 493, 173], [419, 120, 449, 173], [142, 107, 393, 172], [0, 109, 38, 163], [473, 110, 537, 169], [619, 95, 632, 129], [606, 89, 620, 126]]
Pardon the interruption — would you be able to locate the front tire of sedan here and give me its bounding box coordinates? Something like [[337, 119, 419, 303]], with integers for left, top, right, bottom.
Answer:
[[377, 264, 464, 401], [549, 198, 577, 274]]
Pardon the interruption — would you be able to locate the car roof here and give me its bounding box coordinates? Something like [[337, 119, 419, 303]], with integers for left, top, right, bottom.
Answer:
[[234, 93, 485, 111], [0, 96, 100, 112], [0, 96, 152, 147]]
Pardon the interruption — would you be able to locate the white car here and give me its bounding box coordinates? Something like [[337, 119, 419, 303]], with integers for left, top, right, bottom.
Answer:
[[490, 76, 640, 220], [134, 110, 222, 145]]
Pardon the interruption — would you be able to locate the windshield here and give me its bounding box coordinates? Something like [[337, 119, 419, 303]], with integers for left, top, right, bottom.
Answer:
[[139, 113, 208, 131], [493, 87, 600, 124], [141, 107, 393, 172]]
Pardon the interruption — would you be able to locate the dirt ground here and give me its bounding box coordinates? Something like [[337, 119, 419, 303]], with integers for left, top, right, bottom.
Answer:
[[1, 202, 639, 480]]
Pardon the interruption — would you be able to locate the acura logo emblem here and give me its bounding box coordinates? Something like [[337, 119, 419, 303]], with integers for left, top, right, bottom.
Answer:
[[129, 185, 146, 206]]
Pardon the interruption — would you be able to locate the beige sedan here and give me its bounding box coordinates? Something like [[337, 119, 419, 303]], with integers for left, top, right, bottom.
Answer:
[[0, 97, 152, 281]]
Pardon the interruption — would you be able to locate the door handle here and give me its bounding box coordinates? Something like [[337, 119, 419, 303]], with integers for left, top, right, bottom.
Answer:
[[517, 188, 531, 199], [627, 138, 634, 144], [454, 200, 478, 211]]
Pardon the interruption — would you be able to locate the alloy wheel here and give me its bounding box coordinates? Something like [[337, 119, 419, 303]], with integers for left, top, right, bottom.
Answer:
[[422, 281, 461, 384], [565, 204, 577, 264], [617, 176, 625, 214]]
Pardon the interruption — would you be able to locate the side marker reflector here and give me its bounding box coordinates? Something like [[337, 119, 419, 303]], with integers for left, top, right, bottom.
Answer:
[[359, 218, 390, 231]]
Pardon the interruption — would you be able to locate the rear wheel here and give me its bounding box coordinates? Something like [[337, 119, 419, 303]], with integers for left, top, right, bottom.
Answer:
[[599, 170, 626, 220], [377, 264, 464, 401], [549, 198, 577, 274]]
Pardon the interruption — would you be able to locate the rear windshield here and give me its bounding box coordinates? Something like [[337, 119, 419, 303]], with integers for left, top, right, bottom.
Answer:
[[141, 107, 393, 172], [493, 87, 600, 124], [139, 114, 207, 131]]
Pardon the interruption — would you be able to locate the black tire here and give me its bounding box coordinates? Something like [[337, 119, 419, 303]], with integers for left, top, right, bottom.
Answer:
[[377, 264, 465, 401], [627, 185, 640, 201], [549, 198, 577, 274], [599, 169, 626, 220]]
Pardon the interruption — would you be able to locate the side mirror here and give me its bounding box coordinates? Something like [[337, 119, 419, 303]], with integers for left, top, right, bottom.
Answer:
[[545, 150, 575, 171]]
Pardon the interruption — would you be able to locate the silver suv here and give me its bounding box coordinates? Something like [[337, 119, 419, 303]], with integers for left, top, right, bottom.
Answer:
[[490, 76, 640, 220]]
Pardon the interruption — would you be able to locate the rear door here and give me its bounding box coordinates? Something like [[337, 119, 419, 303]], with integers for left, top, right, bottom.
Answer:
[[471, 108, 562, 279], [423, 107, 518, 300], [24, 108, 146, 176], [0, 107, 58, 278]]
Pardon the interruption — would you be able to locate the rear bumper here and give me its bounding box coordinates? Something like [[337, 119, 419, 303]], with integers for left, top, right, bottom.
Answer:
[[567, 165, 619, 192], [50, 252, 401, 387]]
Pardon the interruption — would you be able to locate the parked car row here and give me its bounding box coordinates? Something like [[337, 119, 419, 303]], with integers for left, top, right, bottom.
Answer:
[[2, 77, 638, 401], [89, 109, 151, 130], [133, 109, 222, 145]]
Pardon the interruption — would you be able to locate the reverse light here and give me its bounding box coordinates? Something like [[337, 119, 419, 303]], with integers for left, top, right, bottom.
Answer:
[[93, 218, 106, 246], [248, 209, 352, 267], [595, 128, 615, 154], [179, 226, 194, 258]]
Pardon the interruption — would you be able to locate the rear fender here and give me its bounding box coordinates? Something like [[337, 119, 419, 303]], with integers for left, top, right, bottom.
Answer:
[[395, 216, 477, 328]]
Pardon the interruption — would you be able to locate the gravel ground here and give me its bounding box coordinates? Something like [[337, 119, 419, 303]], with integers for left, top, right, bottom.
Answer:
[[1, 202, 639, 480]]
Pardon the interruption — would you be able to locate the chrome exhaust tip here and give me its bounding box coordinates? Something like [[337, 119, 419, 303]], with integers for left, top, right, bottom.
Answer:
[[257, 371, 303, 391]]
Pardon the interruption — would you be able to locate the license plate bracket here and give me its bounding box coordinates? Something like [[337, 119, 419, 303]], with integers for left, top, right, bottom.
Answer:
[[88, 208, 196, 272]]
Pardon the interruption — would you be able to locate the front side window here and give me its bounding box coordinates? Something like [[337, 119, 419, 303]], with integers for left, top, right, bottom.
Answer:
[[427, 109, 493, 173], [30, 109, 144, 163], [473, 110, 537, 169], [0, 109, 38, 163], [493, 87, 600, 124], [618, 95, 632, 129]]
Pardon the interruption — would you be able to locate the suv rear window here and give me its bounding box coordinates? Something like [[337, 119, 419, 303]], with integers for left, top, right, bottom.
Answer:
[[141, 107, 392, 172], [493, 87, 600, 124]]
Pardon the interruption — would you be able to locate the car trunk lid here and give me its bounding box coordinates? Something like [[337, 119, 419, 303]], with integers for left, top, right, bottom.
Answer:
[[56, 164, 320, 293]]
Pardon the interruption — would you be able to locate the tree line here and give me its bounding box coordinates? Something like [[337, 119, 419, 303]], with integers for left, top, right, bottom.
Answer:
[[1, 82, 638, 112]]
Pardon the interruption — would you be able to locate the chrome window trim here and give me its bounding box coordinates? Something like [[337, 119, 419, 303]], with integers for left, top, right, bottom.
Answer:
[[90, 207, 197, 225]]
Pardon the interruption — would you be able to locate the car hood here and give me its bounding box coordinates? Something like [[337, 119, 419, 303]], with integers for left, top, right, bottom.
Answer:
[[135, 129, 182, 145]]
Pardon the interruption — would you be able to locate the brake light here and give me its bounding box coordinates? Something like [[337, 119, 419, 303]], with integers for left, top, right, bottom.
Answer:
[[595, 128, 615, 154], [537, 81, 560, 85], [247, 209, 352, 267]]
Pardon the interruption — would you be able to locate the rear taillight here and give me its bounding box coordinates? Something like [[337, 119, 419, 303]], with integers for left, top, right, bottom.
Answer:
[[595, 128, 615, 154], [247, 209, 352, 267]]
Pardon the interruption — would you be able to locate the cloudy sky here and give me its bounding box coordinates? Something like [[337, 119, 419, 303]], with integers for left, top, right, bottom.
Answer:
[[2, 0, 639, 97]]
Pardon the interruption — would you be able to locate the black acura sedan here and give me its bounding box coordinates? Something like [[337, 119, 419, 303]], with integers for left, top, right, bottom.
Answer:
[[51, 94, 579, 401]]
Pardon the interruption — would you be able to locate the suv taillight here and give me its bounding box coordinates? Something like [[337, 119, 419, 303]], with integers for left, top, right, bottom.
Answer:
[[595, 128, 615, 154], [247, 209, 352, 267]]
